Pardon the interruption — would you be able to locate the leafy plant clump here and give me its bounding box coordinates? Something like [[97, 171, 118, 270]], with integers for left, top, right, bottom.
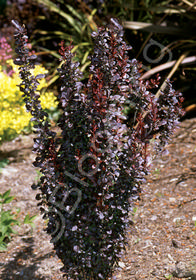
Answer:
[[12, 18, 184, 279], [0, 189, 36, 251], [0, 190, 19, 251]]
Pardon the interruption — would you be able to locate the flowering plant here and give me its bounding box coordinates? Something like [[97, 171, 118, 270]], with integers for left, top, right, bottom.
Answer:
[[0, 37, 57, 143]]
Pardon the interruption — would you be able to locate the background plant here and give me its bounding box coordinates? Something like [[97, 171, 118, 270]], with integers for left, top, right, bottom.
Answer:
[[34, 0, 97, 70], [0, 189, 36, 251], [2, 0, 195, 117], [12, 18, 184, 280], [0, 37, 58, 143], [121, 0, 196, 117]]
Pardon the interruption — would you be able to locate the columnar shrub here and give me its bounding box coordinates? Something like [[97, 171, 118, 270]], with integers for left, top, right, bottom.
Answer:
[[12, 18, 184, 280]]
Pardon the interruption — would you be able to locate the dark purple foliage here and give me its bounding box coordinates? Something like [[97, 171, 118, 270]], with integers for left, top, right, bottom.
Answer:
[[12, 18, 184, 280]]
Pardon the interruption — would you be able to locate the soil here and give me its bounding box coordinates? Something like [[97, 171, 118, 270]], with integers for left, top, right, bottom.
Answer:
[[0, 118, 195, 280]]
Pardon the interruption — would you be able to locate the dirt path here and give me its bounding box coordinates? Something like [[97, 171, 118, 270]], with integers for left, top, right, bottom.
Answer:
[[0, 118, 196, 280]]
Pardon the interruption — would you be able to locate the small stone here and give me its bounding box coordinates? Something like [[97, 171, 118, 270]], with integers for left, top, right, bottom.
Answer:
[[173, 216, 185, 223], [172, 239, 180, 248], [151, 215, 158, 221], [170, 178, 178, 182], [171, 261, 195, 278], [118, 261, 125, 268], [169, 197, 176, 203]]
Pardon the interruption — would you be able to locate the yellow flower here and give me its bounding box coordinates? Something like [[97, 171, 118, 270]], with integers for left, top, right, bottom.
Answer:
[[40, 91, 58, 110]]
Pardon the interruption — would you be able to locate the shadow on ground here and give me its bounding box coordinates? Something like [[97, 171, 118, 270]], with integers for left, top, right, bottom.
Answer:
[[0, 237, 54, 280]]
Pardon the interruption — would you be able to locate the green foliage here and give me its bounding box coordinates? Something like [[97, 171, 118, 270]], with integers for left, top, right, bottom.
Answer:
[[33, 0, 97, 81], [164, 274, 173, 279], [23, 213, 37, 228], [0, 190, 19, 250], [34, 169, 42, 183], [131, 206, 138, 223], [132, 207, 138, 215], [0, 189, 37, 251], [0, 159, 9, 173]]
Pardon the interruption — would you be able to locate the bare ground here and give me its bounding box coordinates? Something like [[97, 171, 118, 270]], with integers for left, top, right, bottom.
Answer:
[[0, 118, 195, 280]]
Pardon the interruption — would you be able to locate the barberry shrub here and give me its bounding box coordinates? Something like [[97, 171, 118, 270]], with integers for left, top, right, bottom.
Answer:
[[12, 18, 184, 280]]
